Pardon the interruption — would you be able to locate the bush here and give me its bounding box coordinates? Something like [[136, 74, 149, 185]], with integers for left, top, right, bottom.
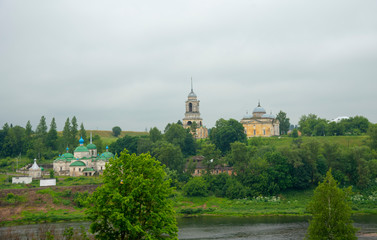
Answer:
[[225, 178, 246, 199], [73, 191, 89, 208], [183, 177, 208, 197]]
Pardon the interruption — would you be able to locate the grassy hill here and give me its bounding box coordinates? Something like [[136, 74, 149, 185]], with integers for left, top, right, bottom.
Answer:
[[89, 130, 148, 146]]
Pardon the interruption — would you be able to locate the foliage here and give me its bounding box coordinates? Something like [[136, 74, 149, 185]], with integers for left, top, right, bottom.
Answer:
[[87, 151, 178, 240], [183, 177, 208, 197], [164, 123, 196, 156], [112, 126, 122, 137], [210, 118, 247, 153], [109, 135, 139, 155], [149, 127, 162, 143], [73, 191, 89, 208], [306, 170, 357, 240], [367, 123, 377, 150], [152, 141, 185, 173], [276, 110, 290, 135]]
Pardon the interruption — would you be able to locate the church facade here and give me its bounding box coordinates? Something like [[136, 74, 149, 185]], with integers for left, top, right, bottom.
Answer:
[[240, 102, 280, 137], [53, 137, 114, 176], [182, 82, 208, 139]]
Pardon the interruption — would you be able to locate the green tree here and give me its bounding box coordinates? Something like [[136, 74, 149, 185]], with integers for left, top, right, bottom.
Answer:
[[149, 127, 162, 143], [25, 120, 33, 137], [112, 126, 122, 137], [71, 116, 78, 146], [306, 170, 357, 240], [87, 151, 178, 240], [62, 118, 71, 147], [80, 123, 87, 143], [46, 118, 58, 150], [153, 141, 185, 173], [183, 177, 208, 197], [210, 118, 247, 153], [36, 116, 48, 142], [276, 111, 290, 135], [367, 123, 377, 149], [199, 142, 221, 174]]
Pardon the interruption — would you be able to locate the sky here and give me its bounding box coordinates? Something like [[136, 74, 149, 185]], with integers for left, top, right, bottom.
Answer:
[[1, 0, 377, 132]]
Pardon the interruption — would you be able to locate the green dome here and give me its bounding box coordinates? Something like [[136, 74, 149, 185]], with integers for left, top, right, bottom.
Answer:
[[74, 146, 89, 152], [70, 161, 86, 167], [100, 152, 114, 160], [87, 143, 97, 150], [62, 153, 74, 159], [83, 167, 95, 172]]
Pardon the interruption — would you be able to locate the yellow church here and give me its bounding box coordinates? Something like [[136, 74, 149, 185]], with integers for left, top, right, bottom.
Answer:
[[240, 102, 280, 137]]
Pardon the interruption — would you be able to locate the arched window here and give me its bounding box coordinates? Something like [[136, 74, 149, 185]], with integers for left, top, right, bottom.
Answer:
[[189, 103, 193, 112], [187, 121, 192, 126]]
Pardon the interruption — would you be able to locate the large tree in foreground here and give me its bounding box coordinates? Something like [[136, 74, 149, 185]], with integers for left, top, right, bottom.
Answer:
[[306, 170, 357, 240], [87, 151, 178, 240]]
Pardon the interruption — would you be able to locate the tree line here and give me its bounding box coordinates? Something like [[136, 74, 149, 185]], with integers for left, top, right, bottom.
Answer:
[[109, 115, 377, 199], [0, 116, 104, 161]]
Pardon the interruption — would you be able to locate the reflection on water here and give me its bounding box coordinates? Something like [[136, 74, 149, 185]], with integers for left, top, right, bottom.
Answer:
[[178, 216, 309, 240], [1, 215, 376, 240]]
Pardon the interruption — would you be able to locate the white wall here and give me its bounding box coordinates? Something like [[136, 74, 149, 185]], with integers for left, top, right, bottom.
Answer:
[[12, 176, 32, 184], [40, 179, 56, 187]]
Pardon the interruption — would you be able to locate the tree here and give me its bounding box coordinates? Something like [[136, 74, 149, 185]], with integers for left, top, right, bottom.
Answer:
[[367, 123, 377, 150], [80, 123, 87, 142], [46, 118, 58, 150], [276, 111, 290, 135], [210, 118, 247, 153], [71, 116, 78, 146], [112, 126, 122, 137], [87, 151, 178, 240], [199, 142, 221, 174], [62, 118, 71, 147], [182, 177, 208, 197], [149, 127, 162, 143], [36, 116, 48, 141], [152, 141, 185, 173], [306, 170, 357, 240]]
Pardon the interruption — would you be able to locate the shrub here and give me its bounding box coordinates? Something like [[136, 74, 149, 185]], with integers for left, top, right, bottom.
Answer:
[[183, 177, 208, 197]]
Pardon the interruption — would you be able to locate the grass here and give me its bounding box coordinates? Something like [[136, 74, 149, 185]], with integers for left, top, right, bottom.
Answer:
[[56, 176, 103, 187], [172, 189, 314, 216]]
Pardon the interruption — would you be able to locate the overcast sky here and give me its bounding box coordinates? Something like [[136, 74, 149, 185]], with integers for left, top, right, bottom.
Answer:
[[1, 0, 376, 132]]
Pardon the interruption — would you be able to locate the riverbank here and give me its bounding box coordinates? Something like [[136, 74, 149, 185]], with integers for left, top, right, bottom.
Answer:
[[1, 185, 377, 226]]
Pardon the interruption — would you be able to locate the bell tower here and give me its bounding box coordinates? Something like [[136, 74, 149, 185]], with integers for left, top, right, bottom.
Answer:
[[183, 79, 203, 128]]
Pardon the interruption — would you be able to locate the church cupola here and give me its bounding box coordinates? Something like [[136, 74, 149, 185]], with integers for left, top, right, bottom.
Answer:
[[183, 78, 203, 128]]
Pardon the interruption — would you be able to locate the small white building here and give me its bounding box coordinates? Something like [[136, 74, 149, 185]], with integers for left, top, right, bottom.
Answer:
[[29, 159, 42, 179]]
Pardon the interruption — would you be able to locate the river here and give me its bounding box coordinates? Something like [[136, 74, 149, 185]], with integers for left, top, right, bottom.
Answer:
[[1, 216, 376, 239]]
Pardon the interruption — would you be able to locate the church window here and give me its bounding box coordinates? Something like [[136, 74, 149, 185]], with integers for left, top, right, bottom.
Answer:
[[60, 167, 62, 171], [253, 130, 256, 135], [263, 129, 266, 135], [187, 121, 192, 126], [79, 168, 81, 171], [189, 103, 193, 112]]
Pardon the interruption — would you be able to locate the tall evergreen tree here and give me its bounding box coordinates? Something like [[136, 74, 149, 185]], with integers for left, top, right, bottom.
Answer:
[[25, 120, 33, 137], [36, 116, 48, 144], [46, 118, 58, 150], [306, 170, 357, 240], [62, 117, 71, 147], [80, 122, 87, 143], [71, 116, 78, 146]]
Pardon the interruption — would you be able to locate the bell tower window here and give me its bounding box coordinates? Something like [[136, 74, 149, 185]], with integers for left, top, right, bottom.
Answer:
[[189, 103, 193, 112]]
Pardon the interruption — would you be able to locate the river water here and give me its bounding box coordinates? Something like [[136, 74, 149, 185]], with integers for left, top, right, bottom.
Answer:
[[1, 216, 376, 239]]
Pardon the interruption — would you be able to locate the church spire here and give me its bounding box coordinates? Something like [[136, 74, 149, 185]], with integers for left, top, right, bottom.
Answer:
[[191, 77, 193, 92]]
